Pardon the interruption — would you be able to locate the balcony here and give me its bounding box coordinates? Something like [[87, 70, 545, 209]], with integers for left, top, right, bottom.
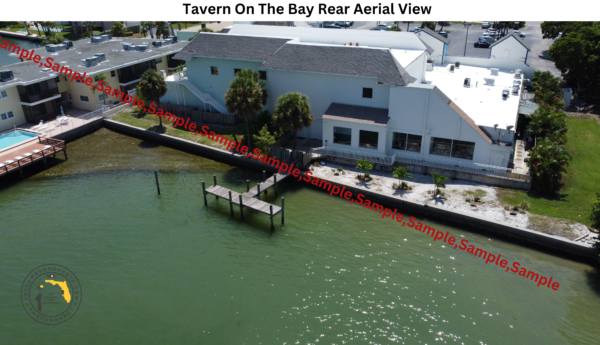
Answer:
[[18, 80, 60, 105]]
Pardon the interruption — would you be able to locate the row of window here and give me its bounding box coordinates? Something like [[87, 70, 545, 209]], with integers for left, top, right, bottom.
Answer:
[[332, 127, 476, 160], [1, 111, 14, 121], [211, 66, 268, 80]]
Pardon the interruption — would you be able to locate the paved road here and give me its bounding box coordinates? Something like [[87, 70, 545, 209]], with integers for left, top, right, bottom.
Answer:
[[296, 21, 562, 75]]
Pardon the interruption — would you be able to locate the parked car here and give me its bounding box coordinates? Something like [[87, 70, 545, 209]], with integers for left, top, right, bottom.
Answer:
[[376, 24, 390, 31], [513, 31, 526, 37], [438, 31, 449, 38], [478, 36, 494, 44], [482, 22, 490, 29], [335, 21, 353, 27], [324, 24, 341, 29], [474, 39, 491, 48]]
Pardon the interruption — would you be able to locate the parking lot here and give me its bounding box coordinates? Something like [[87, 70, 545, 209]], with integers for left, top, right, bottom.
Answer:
[[297, 21, 561, 76]]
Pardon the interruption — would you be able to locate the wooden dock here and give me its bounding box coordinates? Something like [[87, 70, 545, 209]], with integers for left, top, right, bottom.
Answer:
[[0, 137, 67, 178], [202, 172, 291, 231]]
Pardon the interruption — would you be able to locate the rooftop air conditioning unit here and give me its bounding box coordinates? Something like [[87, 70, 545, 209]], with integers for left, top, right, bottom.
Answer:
[[0, 70, 14, 81], [169, 36, 177, 43], [513, 80, 521, 87], [94, 53, 106, 62], [122, 43, 131, 51], [45, 44, 67, 52], [427, 57, 434, 63], [135, 45, 149, 52], [152, 41, 163, 48], [64, 41, 74, 49], [449, 65, 455, 72], [85, 57, 99, 67], [484, 77, 495, 85], [91, 36, 103, 44], [163, 37, 173, 44], [455, 62, 460, 68], [515, 69, 522, 75], [464, 78, 471, 87], [512, 85, 520, 94], [490, 68, 499, 76], [502, 89, 510, 98], [426, 63, 433, 71], [101, 34, 112, 41]]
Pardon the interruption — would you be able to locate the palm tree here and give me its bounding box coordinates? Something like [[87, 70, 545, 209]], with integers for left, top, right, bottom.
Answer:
[[33, 22, 41, 36], [532, 71, 563, 94], [169, 22, 175, 36], [140, 22, 149, 38], [224, 69, 267, 151], [272, 92, 314, 151], [137, 69, 168, 128], [110, 22, 126, 37], [356, 159, 373, 179], [527, 107, 568, 141], [177, 22, 181, 31], [403, 21, 413, 31], [155, 22, 168, 39], [25, 22, 31, 35], [393, 166, 413, 187], [92, 73, 107, 103], [431, 172, 449, 195], [82, 21, 94, 37], [526, 137, 571, 193], [421, 21, 436, 31], [146, 22, 155, 39]]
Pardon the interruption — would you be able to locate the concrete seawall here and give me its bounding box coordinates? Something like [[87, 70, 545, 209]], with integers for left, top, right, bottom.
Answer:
[[54, 119, 598, 264]]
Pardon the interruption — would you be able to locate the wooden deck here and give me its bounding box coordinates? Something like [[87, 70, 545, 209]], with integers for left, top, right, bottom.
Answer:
[[242, 173, 289, 199], [205, 185, 282, 215], [0, 137, 66, 178]]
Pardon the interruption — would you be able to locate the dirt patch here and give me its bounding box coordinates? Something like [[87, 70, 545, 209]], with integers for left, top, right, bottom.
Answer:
[[528, 214, 587, 240]]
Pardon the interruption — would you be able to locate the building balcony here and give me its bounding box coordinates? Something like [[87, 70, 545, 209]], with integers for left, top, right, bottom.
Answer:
[[19, 87, 60, 105]]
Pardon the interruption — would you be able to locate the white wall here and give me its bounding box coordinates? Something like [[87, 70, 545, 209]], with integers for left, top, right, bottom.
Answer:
[[266, 69, 391, 141], [387, 84, 512, 166], [404, 53, 427, 83], [443, 55, 535, 78], [322, 119, 387, 154], [491, 37, 528, 62], [414, 31, 446, 65]]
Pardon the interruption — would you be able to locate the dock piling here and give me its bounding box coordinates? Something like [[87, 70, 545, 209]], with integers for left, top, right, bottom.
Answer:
[[213, 175, 218, 199], [269, 205, 274, 231], [274, 175, 278, 196], [281, 197, 284, 224], [257, 183, 261, 200], [202, 181, 207, 206], [228, 191, 234, 217], [154, 171, 161, 195], [246, 179, 250, 192], [239, 195, 244, 220], [263, 171, 268, 195]]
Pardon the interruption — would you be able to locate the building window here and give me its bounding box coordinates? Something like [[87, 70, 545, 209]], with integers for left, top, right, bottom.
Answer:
[[362, 87, 373, 98], [333, 126, 352, 146], [80, 95, 89, 103], [392, 132, 422, 152], [111, 70, 116, 78], [359, 130, 378, 149], [259, 70, 267, 80], [0, 111, 14, 121], [155, 57, 163, 64], [211, 66, 218, 75], [234, 68, 241, 76], [0, 90, 8, 99], [451, 140, 475, 160], [429, 137, 475, 160]]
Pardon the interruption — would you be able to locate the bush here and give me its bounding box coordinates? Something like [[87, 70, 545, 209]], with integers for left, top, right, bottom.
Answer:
[[364, 173, 371, 179], [124, 31, 134, 37], [590, 193, 600, 230], [252, 125, 276, 156], [337, 167, 343, 172], [81, 31, 92, 38]]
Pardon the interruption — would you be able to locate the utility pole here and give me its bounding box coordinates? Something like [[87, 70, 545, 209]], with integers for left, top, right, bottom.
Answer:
[[463, 23, 471, 56]]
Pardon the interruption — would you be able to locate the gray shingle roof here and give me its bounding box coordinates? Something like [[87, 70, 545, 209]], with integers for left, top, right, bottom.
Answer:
[[490, 33, 531, 51], [0, 38, 187, 88], [173, 33, 292, 61], [417, 27, 450, 44], [261, 44, 415, 86], [323, 103, 389, 126]]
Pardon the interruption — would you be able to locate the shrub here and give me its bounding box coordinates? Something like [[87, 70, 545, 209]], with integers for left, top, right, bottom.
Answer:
[[337, 167, 343, 172], [356, 159, 373, 178], [252, 124, 276, 156], [124, 31, 134, 37], [513, 206, 520, 211], [520, 200, 530, 211], [364, 173, 371, 179], [331, 168, 336, 172], [474, 197, 481, 202]]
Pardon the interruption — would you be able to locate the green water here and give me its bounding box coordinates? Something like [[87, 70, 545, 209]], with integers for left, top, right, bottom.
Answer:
[[1, 128, 600, 344]]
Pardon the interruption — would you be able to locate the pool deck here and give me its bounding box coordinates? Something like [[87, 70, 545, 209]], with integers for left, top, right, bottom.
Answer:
[[0, 137, 66, 178]]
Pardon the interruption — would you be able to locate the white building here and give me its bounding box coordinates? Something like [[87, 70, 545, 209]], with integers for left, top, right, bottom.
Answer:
[[162, 25, 529, 169]]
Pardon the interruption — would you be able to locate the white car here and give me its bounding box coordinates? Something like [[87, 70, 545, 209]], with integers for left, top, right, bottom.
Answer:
[[482, 22, 490, 29], [513, 31, 526, 37], [376, 24, 390, 31]]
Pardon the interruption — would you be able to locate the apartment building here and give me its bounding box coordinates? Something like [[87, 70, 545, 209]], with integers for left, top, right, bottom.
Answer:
[[0, 35, 187, 132]]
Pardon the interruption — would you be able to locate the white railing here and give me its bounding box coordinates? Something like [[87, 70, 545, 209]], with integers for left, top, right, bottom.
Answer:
[[313, 146, 395, 165]]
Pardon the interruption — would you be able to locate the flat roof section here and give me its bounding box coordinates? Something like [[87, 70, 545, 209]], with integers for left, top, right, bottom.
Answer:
[[323, 103, 389, 126], [0, 37, 188, 89], [391, 49, 425, 68], [425, 64, 522, 130]]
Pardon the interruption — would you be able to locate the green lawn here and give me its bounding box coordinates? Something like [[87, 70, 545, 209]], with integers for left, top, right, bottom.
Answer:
[[498, 117, 600, 227], [111, 111, 246, 150]]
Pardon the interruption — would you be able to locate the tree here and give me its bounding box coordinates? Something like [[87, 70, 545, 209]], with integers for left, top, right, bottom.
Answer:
[[431, 172, 449, 195], [527, 107, 568, 142], [272, 92, 314, 151], [25, 22, 31, 35], [155, 22, 169, 39], [526, 137, 571, 193], [44, 33, 64, 45], [541, 21, 596, 40], [253, 125, 276, 157], [393, 166, 413, 186], [110, 22, 126, 37], [224, 69, 267, 151], [140, 21, 149, 38], [437, 21, 449, 32], [137, 69, 168, 128], [146, 21, 155, 39], [169, 22, 175, 36], [82, 21, 94, 37], [356, 159, 373, 179], [33, 22, 41, 36], [590, 192, 600, 231], [421, 21, 436, 31], [403, 21, 413, 31], [388, 25, 402, 32], [42, 21, 56, 36], [548, 25, 600, 97]]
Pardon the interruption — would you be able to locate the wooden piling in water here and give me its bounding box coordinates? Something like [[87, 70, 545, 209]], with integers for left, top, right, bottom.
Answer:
[[239, 195, 244, 220], [155, 171, 161, 195], [228, 191, 234, 217], [274, 175, 278, 196], [246, 179, 250, 192], [257, 183, 261, 200], [202, 181, 207, 206], [281, 197, 284, 224], [270, 205, 274, 231], [263, 171, 268, 195], [213, 175, 218, 199]]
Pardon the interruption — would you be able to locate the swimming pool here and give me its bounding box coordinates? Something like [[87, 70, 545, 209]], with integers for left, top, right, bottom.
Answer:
[[0, 131, 37, 150]]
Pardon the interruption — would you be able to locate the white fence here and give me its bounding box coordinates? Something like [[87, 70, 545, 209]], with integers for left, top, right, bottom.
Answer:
[[313, 147, 395, 166]]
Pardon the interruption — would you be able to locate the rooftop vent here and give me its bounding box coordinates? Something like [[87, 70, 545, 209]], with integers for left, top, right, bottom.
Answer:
[[513, 80, 521, 87], [134, 45, 149, 52], [83, 56, 99, 67], [91, 36, 103, 44], [0, 70, 14, 81], [152, 41, 164, 48], [427, 57, 434, 63], [64, 41, 74, 49], [484, 77, 495, 85], [168, 36, 177, 43], [45, 44, 67, 52], [464, 78, 471, 87], [455, 62, 460, 68], [490, 68, 499, 76], [42, 67, 51, 72], [512, 85, 520, 94], [502, 89, 510, 98], [515, 69, 522, 75], [449, 65, 455, 72], [94, 53, 106, 62], [122, 43, 132, 51]]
